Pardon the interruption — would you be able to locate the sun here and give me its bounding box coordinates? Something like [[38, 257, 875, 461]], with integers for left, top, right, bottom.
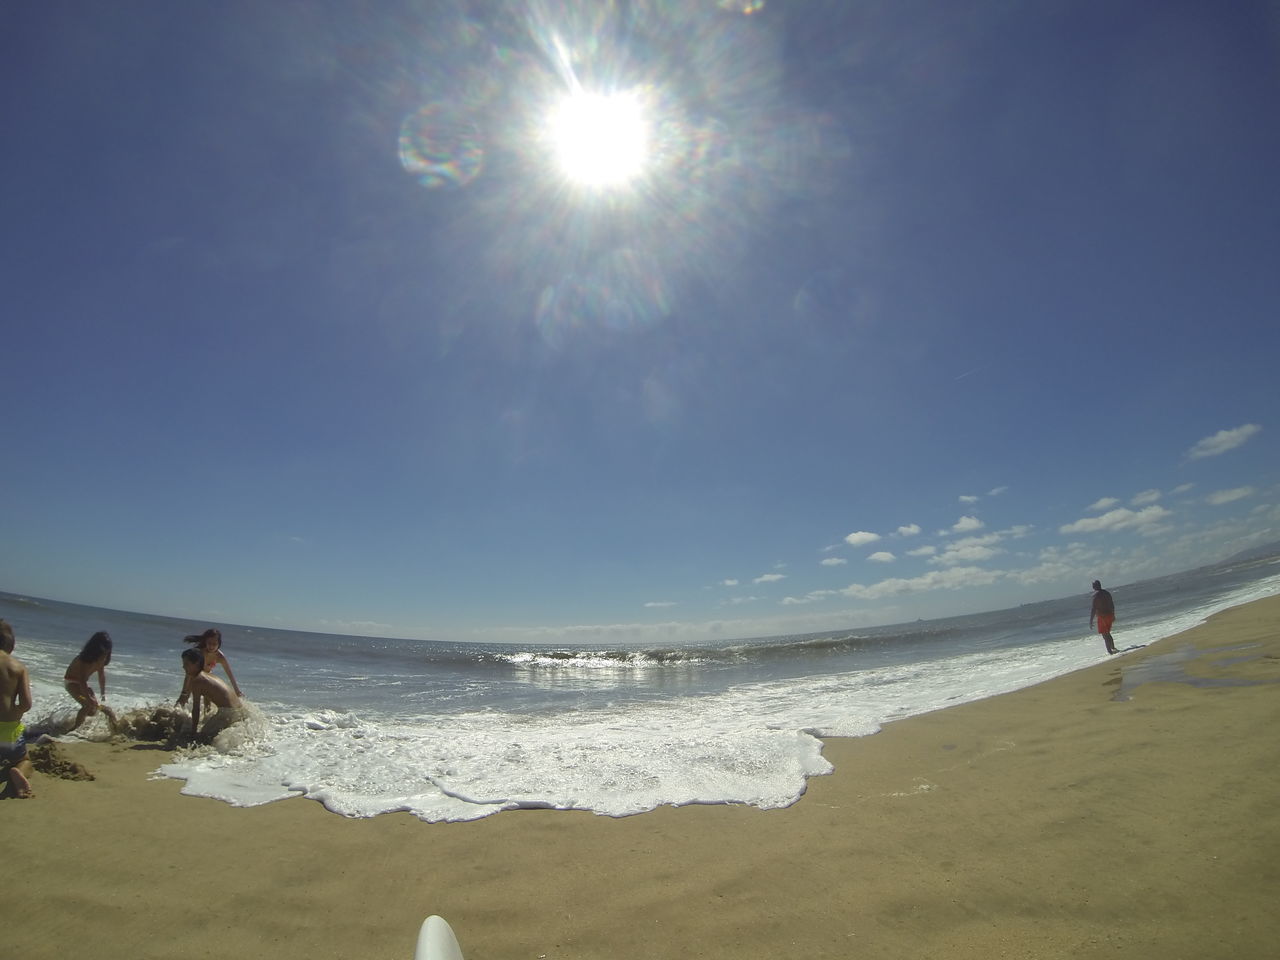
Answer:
[[545, 89, 650, 189]]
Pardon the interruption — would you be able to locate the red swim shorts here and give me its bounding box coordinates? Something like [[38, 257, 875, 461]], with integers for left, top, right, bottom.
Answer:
[[1096, 614, 1115, 634]]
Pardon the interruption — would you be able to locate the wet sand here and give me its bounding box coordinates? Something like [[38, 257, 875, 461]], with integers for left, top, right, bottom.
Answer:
[[7, 595, 1280, 959]]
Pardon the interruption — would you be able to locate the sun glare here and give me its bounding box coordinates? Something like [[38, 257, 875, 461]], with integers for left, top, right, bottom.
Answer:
[[546, 89, 649, 189]]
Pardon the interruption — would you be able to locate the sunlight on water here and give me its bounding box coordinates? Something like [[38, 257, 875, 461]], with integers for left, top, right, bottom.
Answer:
[[1112, 642, 1278, 701]]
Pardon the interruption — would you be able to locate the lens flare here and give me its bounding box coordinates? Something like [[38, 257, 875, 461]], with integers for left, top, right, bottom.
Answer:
[[398, 104, 484, 189], [389, 0, 852, 352]]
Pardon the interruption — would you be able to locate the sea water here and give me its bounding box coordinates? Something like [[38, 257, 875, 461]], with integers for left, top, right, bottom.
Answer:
[[4, 552, 1278, 821]]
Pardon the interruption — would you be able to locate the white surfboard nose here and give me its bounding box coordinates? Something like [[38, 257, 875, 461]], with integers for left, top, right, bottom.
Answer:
[[415, 915, 465, 960]]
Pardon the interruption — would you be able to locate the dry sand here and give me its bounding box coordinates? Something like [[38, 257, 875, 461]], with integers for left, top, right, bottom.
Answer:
[[6, 596, 1280, 959]]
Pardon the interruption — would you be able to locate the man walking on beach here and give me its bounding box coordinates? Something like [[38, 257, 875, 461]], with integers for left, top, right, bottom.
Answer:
[[0, 619, 36, 798], [1090, 580, 1118, 655]]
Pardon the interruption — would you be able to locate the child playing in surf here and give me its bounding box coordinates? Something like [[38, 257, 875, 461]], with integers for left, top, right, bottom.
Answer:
[[64, 631, 118, 732], [180, 648, 242, 737], [178, 628, 243, 706]]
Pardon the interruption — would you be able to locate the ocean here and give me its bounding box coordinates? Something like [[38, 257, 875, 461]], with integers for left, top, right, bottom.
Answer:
[[4, 551, 1278, 822]]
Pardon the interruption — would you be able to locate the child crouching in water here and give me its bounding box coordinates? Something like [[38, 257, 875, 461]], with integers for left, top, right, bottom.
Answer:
[[180, 648, 241, 738], [64, 631, 119, 732]]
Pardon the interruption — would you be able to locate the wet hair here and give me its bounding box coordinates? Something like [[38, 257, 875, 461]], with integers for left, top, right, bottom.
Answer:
[[0, 619, 14, 652], [183, 628, 222, 649], [80, 631, 113, 665], [181, 648, 203, 668], [1092, 580, 1102, 590]]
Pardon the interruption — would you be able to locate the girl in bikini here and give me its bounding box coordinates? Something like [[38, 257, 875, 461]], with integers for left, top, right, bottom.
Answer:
[[177, 628, 243, 706], [64, 631, 118, 731]]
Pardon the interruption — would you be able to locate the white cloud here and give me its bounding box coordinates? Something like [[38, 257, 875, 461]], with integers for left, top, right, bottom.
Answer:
[[781, 590, 837, 606], [644, 601, 676, 608], [896, 523, 921, 537], [930, 533, 1004, 567], [723, 596, 761, 606], [1171, 483, 1195, 495], [1059, 505, 1172, 534], [933, 544, 1001, 566], [868, 551, 896, 563], [988, 486, 1008, 497], [952, 515, 984, 533], [1087, 497, 1119, 512], [841, 565, 1004, 600], [1144, 510, 1280, 572], [820, 557, 848, 566], [1007, 542, 1099, 586], [906, 545, 937, 557], [1130, 489, 1162, 506], [1186, 423, 1261, 459], [928, 527, 1029, 567], [720, 578, 739, 587], [959, 494, 980, 504], [753, 573, 787, 584], [1206, 486, 1255, 506], [844, 530, 881, 547]]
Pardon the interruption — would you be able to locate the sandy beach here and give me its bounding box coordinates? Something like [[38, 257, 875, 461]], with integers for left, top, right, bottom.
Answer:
[[7, 595, 1280, 960]]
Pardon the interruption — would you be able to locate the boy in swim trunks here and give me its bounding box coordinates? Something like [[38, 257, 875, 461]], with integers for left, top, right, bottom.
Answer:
[[180, 648, 242, 737], [0, 619, 35, 798], [1090, 580, 1118, 655]]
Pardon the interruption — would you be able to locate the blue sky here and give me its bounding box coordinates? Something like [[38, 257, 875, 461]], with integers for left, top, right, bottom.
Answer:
[[2, 0, 1277, 644]]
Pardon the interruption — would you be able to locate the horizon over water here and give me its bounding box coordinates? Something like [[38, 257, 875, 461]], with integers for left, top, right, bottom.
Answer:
[[4, 550, 1279, 821]]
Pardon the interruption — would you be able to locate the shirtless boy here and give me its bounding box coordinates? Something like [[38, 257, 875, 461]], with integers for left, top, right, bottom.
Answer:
[[0, 619, 35, 798], [1090, 579, 1118, 655], [180, 648, 242, 735]]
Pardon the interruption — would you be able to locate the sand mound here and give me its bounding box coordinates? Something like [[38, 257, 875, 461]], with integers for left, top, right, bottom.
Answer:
[[28, 742, 95, 781]]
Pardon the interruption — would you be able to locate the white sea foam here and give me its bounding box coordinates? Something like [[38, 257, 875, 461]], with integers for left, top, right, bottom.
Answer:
[[153, 639, 1106, 821], [160, 696, 837, 821]]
